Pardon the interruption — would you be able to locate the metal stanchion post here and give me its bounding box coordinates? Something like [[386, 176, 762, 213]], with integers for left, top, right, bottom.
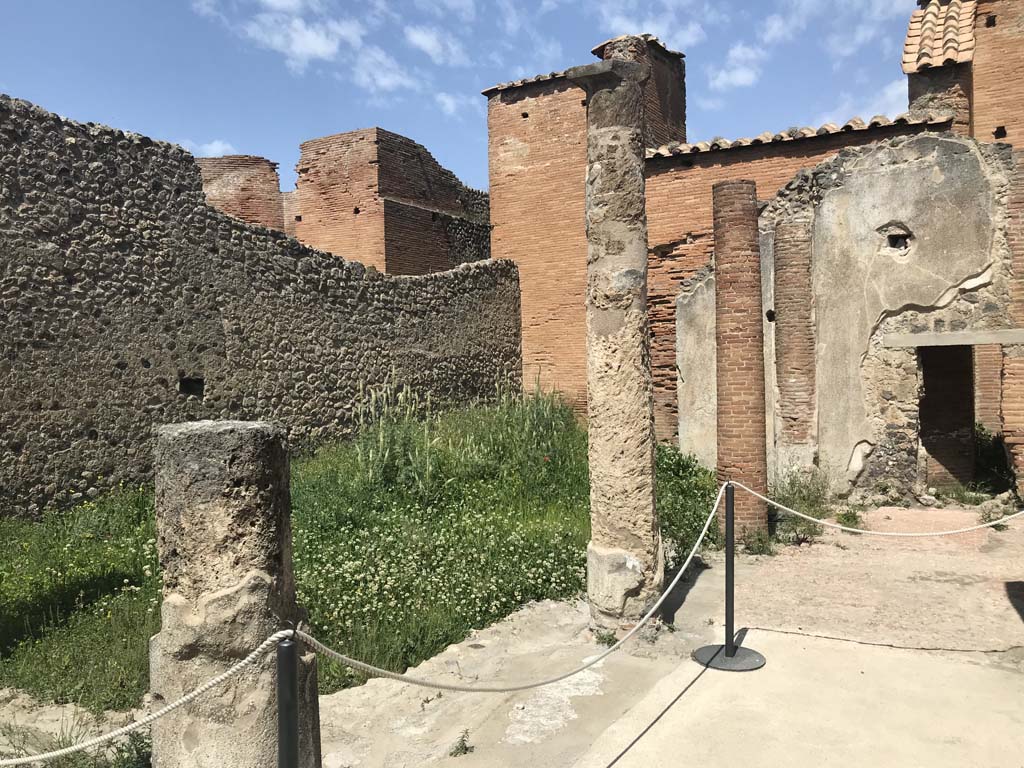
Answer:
[[277, 638, 300, 768], [693, 482, 766, 671]]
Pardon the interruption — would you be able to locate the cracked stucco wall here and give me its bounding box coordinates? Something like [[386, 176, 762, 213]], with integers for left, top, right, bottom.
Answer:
[[763, 133, 1015, 493]]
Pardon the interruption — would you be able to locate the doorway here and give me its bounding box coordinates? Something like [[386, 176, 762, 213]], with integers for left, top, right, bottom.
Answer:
[[918, 345, 975, 488]]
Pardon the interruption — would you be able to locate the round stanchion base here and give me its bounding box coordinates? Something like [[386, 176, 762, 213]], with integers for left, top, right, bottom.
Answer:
[[692, 644, 766, 672]]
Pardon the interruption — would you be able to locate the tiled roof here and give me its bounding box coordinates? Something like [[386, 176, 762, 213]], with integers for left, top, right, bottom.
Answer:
[[645, 112, 953, 158], [481, 70, 569, 97], [902, 0, 977, 74]]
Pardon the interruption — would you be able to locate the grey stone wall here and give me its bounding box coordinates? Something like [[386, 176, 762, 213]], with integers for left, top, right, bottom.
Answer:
[[0, 94, 522, 516]]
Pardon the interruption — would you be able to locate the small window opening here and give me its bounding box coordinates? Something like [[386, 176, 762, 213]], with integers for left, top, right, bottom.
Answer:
[[521, 111, 529, 118], [765, 309, 777, 322], [581, 99, 588, 107], [888, 234, 910, 251], [986, 14, 997, 27], [178, 376, 205, 399], [353, 207, 360, 215], [994, 126, 1008, 139], [294, 214, 302, 222]]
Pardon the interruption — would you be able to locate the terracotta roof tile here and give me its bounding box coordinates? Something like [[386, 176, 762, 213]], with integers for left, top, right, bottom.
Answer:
[[903, 0, 977, 73], [481, 70, 569, 97], [645, 112, 953, 159]]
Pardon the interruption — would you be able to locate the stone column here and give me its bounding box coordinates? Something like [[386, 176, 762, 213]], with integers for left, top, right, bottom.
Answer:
[[773, 215, 816, 470], [150, 421, 321, 768], [714, 181, 769, 534], [567, 54, 663, 630]]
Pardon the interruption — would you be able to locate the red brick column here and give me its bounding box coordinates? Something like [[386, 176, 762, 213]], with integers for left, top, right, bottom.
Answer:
[[714, 180, 768, 533], [773, 216, 815, 457], [1003, 150, 1024, 493]]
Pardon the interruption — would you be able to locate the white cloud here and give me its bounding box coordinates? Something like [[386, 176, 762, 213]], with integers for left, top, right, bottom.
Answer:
[[414, 0, 476, 22], [352, 45, 418, 93], [243, 13, 364, 72], [497, 0, 523, 34], [708, 42, 766, 91], [434, 91, 481, 118], [181, 138, 238, 156], [695, 95, 725, 111], [595, 0, 708, 52], [404, 25, 469, 66], [814, 78, 908, 125], [759, 0, 916, 56]]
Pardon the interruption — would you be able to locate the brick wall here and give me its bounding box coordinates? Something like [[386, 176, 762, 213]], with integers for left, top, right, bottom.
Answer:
[[292, 128, 489, 275], [196, 155, 284, 231], [1002, 150, 1024, 492], [908, 64, 973, 135], [973, 343, 1002, 432], [294, 129, 386, 271], [645, 122, 944, 441], [714, 180, 768, 532], [282, 190, 299, 238], [973, 0, 1024, 144], [773, 216, 815, 446], [488, 79, 589, 409]]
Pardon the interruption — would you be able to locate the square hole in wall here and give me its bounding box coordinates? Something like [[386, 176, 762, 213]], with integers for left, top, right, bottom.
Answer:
[[986, 14, 997, 27], [994, 126, 1008, 139], [178, 376, 205, 399], [294, 215, 302, 222]]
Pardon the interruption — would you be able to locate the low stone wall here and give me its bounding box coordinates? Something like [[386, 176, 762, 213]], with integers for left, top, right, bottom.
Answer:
[[0, 94, 522, 515]]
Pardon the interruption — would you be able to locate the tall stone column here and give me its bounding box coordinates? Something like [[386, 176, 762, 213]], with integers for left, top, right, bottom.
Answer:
[[567, 54, 663, 630], [714, 181, 769, 534], [150, 421, 321, 768]]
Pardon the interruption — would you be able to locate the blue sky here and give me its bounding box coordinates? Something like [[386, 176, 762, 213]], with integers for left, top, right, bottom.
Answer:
[[0, 0, 917, 191]]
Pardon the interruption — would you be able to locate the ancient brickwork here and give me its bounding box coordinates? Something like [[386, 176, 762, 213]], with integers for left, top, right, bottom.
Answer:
[[0, 95, 522, 515], [714, 180, 768, 532], [1002, 150, 1024, 490], [908, 64, 974, 134], [487, 80, 589, 408], [973, 343, 1002, 431], [973, 0, 1024, 144], [487, 35, 684, 414], [773, 217, 816, 447], [291, 128, 489, 276], [282, 189, 299, 237], [646, 121, 947, 441], [196, 155, 285, 231], [294, 129, 387, 271]]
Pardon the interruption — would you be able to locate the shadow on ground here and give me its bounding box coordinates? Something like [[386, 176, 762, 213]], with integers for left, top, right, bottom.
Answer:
[[1007, 582, 1024, 624]]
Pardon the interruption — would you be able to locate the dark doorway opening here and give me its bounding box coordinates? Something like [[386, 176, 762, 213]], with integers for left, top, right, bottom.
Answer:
[[919, 345, 975, 488]]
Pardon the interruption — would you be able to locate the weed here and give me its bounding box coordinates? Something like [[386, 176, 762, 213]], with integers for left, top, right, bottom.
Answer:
[[593, 629, 617, 647], [834, 508, 864, 533], [742, 529, 775, 556], [935, 482, 992, 507], [769, 468, 832, 545], [655, 446, 720, 562], [0, 721, 151, 767], [448, 730, 474, 757]]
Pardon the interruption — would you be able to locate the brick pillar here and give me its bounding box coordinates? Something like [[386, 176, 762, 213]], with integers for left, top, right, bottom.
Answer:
[[567, 52, 662, 630], [773, 215, 816, 469], [974, 344, 1003, 433], [1003, 150, 1024, 493], [714, 180, 768, 533]]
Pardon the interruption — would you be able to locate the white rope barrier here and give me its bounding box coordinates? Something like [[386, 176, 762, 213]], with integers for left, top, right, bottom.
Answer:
[[732, 480, 1024, 538]]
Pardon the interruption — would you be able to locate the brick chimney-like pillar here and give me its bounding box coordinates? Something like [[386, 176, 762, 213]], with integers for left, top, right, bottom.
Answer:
[[714, 180, 769, 533]]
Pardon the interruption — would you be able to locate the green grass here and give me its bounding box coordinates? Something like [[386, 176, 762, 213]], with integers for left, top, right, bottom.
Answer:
[[0, 391, 718, 710]]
